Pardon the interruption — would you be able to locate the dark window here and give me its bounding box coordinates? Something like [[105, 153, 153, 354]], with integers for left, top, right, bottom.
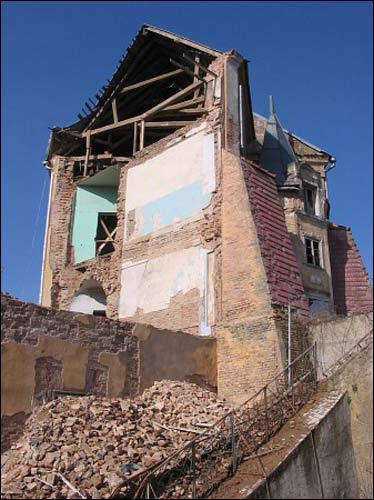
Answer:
[[95, 213, 117, 256], [92, 310, 106, 317], [305, 237, 321, 267], [303, 184, 317, 215]]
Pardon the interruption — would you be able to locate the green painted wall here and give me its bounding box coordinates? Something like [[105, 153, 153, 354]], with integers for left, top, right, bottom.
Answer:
[[71, 186, 117, 263]]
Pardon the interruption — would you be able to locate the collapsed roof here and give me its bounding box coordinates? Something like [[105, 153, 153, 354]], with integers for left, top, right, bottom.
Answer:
[[47, 25, 223, 160]]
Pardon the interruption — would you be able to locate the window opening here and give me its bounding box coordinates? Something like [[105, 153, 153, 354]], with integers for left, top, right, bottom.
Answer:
[[95, 213, 117, 256], [303, 183, 317, 215], [305, 237, 321, 267]]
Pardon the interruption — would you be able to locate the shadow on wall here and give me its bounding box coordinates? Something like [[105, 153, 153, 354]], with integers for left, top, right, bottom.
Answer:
[[329, 230, 349, 316]]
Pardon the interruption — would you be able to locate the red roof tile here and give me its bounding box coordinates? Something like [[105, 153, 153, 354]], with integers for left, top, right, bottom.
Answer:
[[242, 159, 310, 317], [328, 224, 373, 314]]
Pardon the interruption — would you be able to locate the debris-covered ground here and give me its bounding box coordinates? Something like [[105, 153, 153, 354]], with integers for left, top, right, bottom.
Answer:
[[1, 381, 232, 499]]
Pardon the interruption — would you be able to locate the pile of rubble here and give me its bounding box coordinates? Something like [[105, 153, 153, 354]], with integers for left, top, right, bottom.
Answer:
[[1, 381, 232, 499]]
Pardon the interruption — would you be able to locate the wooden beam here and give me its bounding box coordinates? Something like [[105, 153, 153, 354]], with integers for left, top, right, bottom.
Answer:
[[163, 96, 205, 111], [84, 81, 204, 138], [139, 120, 145, 150], [133, 122, 138, 155], [144, 121, 192, 128], [193, 54, 201, 99], [169, 58, 205, 82], [112, 98, 118, 123], [158, 108, 207, 116], [83, 132, 91, 177], [83, 41, 154, 132], [143, 80, 204, 119], [182, 53, 218, 78], [120, 69, 184, 94], [83, 115, 140, 137]]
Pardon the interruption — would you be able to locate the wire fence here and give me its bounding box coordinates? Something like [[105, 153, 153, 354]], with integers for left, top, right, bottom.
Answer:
[[110, 343, 318, 499]]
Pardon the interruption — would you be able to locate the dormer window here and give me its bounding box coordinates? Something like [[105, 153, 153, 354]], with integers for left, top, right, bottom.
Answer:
[[303, 183, 317, 215]]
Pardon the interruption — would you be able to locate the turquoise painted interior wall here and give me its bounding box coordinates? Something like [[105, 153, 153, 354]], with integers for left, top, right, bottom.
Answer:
[[71, 186, 117, 263]]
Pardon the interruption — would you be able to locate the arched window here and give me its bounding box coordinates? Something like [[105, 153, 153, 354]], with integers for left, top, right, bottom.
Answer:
[[69, 279, 107, 316]]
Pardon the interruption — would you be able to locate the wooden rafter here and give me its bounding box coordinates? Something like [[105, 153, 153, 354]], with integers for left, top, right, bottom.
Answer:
[[163, 96, 205, 111], [120, 68, 183, 94], [112, 98, 119, 123], [142, 80, 203, 119], [169, 58, 205, 82], [144, 121, 193, 128], [82, 80, 204, 138], [182, 52, 218, 78]]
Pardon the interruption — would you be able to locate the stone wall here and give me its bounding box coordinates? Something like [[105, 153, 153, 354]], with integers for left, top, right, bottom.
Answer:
[[1, 293, 218, 453], [1, 292, 139, 448]]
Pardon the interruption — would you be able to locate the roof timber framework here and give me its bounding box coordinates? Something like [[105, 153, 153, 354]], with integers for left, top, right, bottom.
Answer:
[[47, 26, 222, 176]]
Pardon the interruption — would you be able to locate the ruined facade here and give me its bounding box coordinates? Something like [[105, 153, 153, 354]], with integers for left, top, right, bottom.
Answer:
[[39, 25, 372, 401]]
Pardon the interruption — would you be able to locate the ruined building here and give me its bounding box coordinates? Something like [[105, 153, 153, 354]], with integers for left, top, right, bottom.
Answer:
[[39, 25, 372, 400]]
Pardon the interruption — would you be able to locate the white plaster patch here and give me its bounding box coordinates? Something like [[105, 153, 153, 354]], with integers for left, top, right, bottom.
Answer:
[[126, 130, 214, 212], [119, 247, 205, 318]]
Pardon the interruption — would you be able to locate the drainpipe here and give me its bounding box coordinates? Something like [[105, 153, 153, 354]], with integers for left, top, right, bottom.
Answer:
[[239, 84, 244, 150], [38, 160, 54, 304]]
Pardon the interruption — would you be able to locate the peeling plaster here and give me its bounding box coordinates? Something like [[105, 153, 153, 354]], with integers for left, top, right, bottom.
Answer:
[[124, 129, 216, 239], [120, 247, 205, 317]]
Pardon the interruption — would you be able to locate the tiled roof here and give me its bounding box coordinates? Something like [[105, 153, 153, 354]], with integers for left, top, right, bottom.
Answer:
[[242, 158, 310, 317], [328, 224, 373, 314]]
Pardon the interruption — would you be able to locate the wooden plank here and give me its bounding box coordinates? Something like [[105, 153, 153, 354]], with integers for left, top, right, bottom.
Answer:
[[193, 54, 201, 99], [182, 52, 218, 78], [120, 69, 183, 94], [144, 121, 192, 128], [169, 58, 205, 82], [139, 120, 145, 150], [133, 122, 138, 155], [143, 80, 203, 119], [70, 154, 130, 162], [83, 114, 141, 137], [158, 108, 207, 116], [163, 96, 205, 111], [111, 98, 118, 123], [83, 132, 91, 177], [84, 81, 203, 137]]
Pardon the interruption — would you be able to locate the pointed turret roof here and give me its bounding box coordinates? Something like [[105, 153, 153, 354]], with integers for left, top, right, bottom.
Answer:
[[259, 96, 300, 188]]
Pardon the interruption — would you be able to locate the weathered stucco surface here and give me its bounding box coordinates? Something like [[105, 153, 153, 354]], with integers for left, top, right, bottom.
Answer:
[[124, 128, 216, 239], [309, 312, 373, 378], [1, 293, 139, 418], [309, 313, 373, 498], [211, 392, 359, 500], [134, 324, 216, 392]]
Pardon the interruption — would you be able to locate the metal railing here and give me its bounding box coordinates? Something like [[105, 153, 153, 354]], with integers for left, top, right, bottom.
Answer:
[[110, 343, 318, 499]]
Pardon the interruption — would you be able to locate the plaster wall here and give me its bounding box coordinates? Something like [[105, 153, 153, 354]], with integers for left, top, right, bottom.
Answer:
[[134, 324, 217, 392], [71, 185, 117, 263], [309, 312, 373, 378], [246, 393, 359, 500], [309, 313, 373, 498], [124, 128, 215, 239], [119, 246, 214, 334]]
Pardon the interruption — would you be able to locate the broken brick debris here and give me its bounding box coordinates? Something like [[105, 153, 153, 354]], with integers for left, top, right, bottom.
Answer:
[[1, 381, 232, 499]]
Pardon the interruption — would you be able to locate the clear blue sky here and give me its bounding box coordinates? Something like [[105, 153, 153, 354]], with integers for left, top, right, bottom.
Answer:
[[1, 1, 373, 303]]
